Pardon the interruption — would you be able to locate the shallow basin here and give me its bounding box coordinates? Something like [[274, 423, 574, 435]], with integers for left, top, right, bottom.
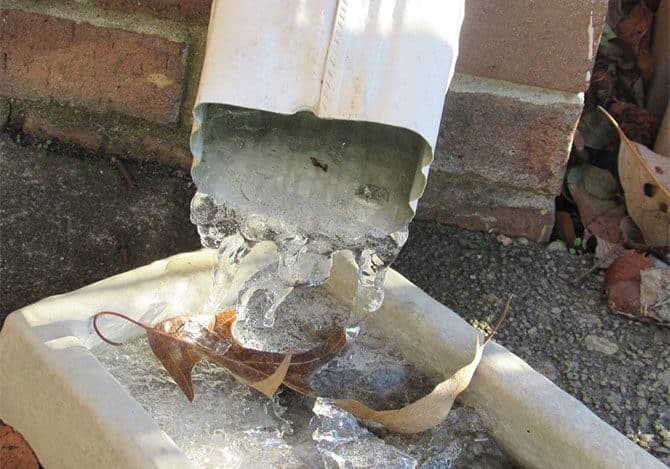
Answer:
[[0, 249, 663, 468]]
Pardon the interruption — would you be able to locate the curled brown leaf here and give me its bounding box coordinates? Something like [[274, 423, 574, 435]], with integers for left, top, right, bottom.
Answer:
[[599, 106, 670, 248], [92, 296, 509, 435], [336, 336, 485, 434], [0, 423, 40, 469], [605, 251, 655, 317], [92, 310, 346, 400], [333, 296, 510, 434]]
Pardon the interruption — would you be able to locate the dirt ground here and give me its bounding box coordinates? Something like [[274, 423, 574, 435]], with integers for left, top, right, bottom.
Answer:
[[0, 133, 668, 465], [0, 133, 200, 319]]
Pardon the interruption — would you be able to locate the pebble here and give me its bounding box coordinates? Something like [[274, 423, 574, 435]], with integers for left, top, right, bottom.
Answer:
[[584, 335, 619, 355], [659, 369, 670, 387], [547, 240, 567, 252], [496, 234, 513, 246]]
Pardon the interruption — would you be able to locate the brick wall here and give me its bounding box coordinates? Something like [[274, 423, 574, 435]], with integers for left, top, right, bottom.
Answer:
[[419, 0, 608, 242], [0, 0, 209, 168], [0, 0, 607, 241]]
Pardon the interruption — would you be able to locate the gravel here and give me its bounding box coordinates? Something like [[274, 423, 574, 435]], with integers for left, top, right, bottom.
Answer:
[[394, 221, 670, 464]]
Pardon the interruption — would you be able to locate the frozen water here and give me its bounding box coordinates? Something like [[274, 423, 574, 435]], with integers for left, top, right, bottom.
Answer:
[[191, 106, 423, 330], [231, 286, 349, 353], [310, 398, 417, 469], [94, 289, 514, 469], [96, 338, 307, 468], [145, 106, 516, 467], [95, 339, 512, 469]]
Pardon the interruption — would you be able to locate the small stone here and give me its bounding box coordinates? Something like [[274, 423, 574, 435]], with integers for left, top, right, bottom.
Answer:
[[584, 335, 619, 355], [485, 293, 499, 305], [547, 240, 567, 252], [528, 326, 538, 336], [551, 307, 562, 315], [639, 433, 654, 443], [516, 237, 530, 245], [496, 234, 513, 246]]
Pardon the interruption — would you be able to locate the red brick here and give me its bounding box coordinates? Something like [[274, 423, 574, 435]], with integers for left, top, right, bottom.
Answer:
[[434, 83, 581, 196], [417, 171, 555, 242], [20, 107, 192, 170], [96, 0, 212, 24], [23, 114, 103, 150], [456, 0, 607, 93], [0, 9, 187, 125]]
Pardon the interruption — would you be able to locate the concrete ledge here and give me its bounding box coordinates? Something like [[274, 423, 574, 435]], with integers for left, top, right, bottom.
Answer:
[[0, 250, 663, 468]]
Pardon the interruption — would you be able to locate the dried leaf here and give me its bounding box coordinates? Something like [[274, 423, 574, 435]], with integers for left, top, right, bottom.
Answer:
[[0, 423, 40, 469], [568, 182, 620, 228], [556, 210, 577, 246], [93, 299, 508, 435], [594, 238, 624, 267], [605, 251, 655, 317], [640, 268, 670, 324], [643, 0, 661, 12], [577, 108, 619, 150], [606, 0, 624, 30], [655, 105, 670, 156], [210, 310, 346, 395], [336, 336, 485, 434], [620, 215, 647, 247], [239, 352, 293, 398], [333, 297, 510, 434], [588, 205, 626, 244], [608, 102, 659, 148], [637, 42, 654, 83], [93, 310, 346, 400], [647, 0, 670, 125], [147, 316, 206, 401], [616, 2, 653, 53], [615, 2, 654, 83], [567, 164, 619, 201], [599, 107, 670, 247]]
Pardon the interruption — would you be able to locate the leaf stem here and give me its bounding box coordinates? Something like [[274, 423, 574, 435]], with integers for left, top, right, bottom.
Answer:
[[484, 295, 512, 345], [92, 311, 152, 346]]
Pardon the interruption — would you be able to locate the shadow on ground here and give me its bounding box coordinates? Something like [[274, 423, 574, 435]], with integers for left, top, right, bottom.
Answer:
[[0, 134, 200, 323]]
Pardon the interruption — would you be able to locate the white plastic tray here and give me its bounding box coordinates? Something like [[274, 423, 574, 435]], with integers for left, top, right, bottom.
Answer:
[[0, 249, 663, 468]]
